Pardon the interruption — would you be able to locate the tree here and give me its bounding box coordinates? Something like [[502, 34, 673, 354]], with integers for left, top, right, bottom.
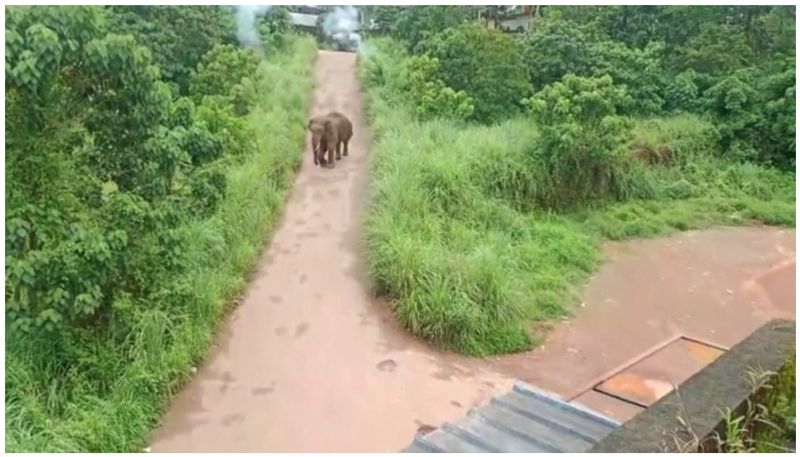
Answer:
[[5, 6, 250, 337], [189, 44, 260, 102], [372, 6, 474, 52], [677, 23, 754, 77], [523, 74, 633, 208], [110, 6, 236, 94], [423, 23, 531, 123], [519, 19, 594, 89], [401, 55, 474, 121], [520, 18, 665, 115]]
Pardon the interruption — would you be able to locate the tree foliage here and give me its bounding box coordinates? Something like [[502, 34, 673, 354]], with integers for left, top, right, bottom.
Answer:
[[524, 74, 633, 208], [422, 23, 531, 123], [401, 55, 474, 121], [110, 6, 236, 94], [364, 6, 795, 167], [523, 6, 796, 169], [4, 5, 259, 344], [189, 43, 260, 103], [370, 6, 475, 52], [7, 5, 309, 452]]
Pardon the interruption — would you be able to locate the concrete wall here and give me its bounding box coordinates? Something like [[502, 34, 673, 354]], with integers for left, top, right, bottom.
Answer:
[[591, 319, 795, 452]]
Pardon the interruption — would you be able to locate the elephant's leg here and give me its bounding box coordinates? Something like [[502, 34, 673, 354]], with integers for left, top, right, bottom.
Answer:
[[327, 145, 335, 168], [313, 145, 319, 165], [343, 139, 349, 157], [335, 141, 342, 160]]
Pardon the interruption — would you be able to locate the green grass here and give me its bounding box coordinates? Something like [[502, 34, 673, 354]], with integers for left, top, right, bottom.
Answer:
[[716, 355, 796, 452], [359, 40, 795, 357], [4, 36, 317, 452], [752, 355, 796, 452]]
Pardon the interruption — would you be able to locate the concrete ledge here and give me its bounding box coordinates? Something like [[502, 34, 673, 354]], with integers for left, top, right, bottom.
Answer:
[[590, 319, 796, 452]]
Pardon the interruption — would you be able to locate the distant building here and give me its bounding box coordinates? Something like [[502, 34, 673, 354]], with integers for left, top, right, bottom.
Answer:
[[295, 5, 325, 15], [482, 5, 537, 33], [289, 11, 319, 34]]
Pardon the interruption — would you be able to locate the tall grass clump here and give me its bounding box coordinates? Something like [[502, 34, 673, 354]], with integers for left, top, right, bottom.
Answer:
[[5, 36, 317, 452], [359, 38, 795, 356], [362, 40, 599, 355]]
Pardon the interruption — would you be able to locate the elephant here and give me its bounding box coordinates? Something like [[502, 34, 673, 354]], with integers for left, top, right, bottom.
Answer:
[[306, 111, 353, 168]]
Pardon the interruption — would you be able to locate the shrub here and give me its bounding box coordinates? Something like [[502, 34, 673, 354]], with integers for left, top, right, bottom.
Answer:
[[401, 55, 474, 121], [372, 6, 474, 52], [189, 44, 260, 103], [257, 6, 291, 50], [519, 19, 594, 89], [110, 6, 236, 94], [591, 40, 667, 115], [665, 69, 702, 112], [422, 23, 532, 124], [702, 63, 796, 169], [523, 74, 633, 208]]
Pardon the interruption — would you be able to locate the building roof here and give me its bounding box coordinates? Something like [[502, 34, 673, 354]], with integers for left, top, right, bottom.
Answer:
[[289, 12, 318, 28]]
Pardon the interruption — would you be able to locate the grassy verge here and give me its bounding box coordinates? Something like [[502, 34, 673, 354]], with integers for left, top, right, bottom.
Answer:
[[751, 355, 796, 452], [359, 39, 795, 356], [717, 355, 796, 452], [5, 36, 317, 452]]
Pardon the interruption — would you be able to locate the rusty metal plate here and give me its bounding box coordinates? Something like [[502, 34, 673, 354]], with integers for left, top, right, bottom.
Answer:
[[595, 338, 725, 407]]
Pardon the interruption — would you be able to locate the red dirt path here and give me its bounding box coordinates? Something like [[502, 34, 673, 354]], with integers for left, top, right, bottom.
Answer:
[[490, 226, 795, 420]]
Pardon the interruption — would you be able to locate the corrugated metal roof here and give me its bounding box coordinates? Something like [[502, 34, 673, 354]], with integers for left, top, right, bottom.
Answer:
[[404, 382, 620, 452]]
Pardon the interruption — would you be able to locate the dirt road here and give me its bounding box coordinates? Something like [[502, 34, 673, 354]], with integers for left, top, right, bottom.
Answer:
[[490, 226, 795, 421], [150, 50, 796, 451], [149, 50, 514, 452]]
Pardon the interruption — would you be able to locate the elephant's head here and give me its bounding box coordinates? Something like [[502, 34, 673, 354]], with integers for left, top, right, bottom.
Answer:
[[307, 116, 329, 156]]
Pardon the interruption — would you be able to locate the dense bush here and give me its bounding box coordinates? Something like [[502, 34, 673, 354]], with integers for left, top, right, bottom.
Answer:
[[370, 6, 474, 52], [535, 6, 797, 170], [421, 23, 531, 123], [401, 55, 474, 121], [519, 20, 594, 89], [257, 6, 292, 50], [520, 20, 666, 115], [7, 6, 196, 337], [110, 6, 236, 94], [523, 74, 634, 208], [702, 59, 796, 168], [366, 6, 795, 168], [189, 43, 260, 103]]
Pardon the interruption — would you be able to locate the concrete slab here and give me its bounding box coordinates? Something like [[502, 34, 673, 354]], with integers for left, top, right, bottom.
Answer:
[[595, 338, 724, 406]]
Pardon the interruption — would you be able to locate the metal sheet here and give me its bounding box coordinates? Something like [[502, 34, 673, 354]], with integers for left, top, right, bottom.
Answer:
[[572, 389, 645, 424], [594, 338, 724, 406]]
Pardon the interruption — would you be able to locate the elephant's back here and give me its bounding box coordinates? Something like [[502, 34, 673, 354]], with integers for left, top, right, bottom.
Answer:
[[329, 111, 354, 140]]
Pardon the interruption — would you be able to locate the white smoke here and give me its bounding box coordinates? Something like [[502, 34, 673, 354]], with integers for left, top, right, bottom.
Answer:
[[235, 5, 273, 52], [322, 6, 363, 53]]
